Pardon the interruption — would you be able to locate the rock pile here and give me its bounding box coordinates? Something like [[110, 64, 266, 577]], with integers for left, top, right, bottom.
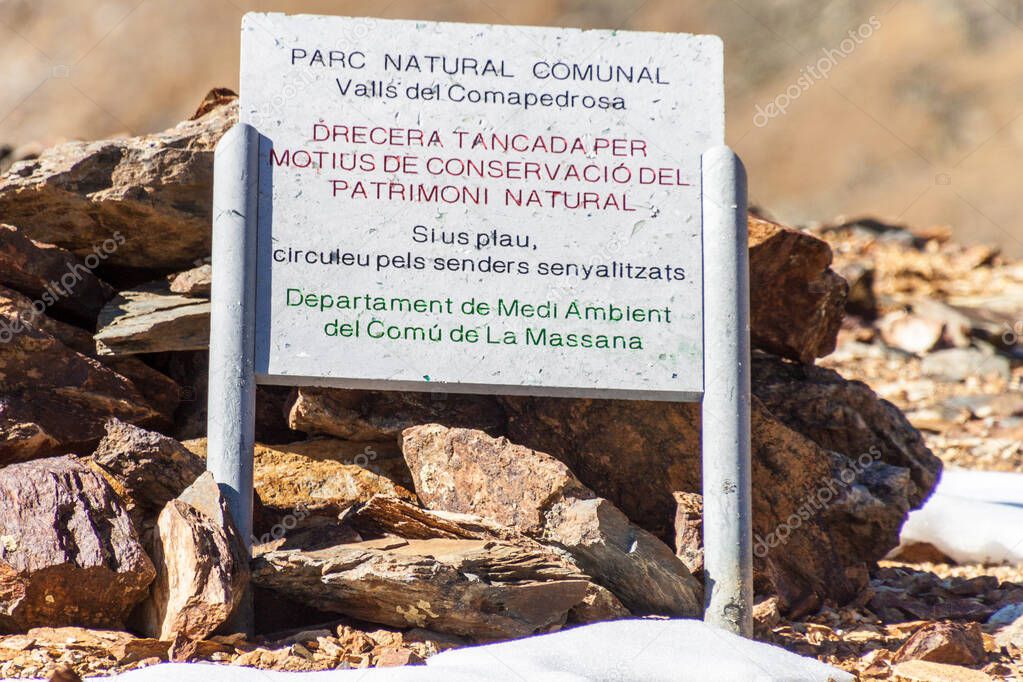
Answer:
[[0, 90, 975, 679]]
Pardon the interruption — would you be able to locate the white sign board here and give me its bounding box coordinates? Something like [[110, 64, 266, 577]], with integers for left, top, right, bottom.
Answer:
[[240, 13, 723, 400]]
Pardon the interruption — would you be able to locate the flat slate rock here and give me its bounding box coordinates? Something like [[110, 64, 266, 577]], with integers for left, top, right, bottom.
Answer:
[[94, 281, 210, 356], [252, 535, 590, 641]]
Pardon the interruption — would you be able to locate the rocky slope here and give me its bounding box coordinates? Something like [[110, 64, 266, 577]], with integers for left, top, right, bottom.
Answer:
[[0, 90, 1018, 681]]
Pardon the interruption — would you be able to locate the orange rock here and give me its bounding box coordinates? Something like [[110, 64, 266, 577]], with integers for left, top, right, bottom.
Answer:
[[894, 621, 985, 666]]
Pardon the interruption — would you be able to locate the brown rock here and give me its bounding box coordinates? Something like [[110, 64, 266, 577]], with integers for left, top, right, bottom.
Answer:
[[249, 441, 415, 518], [893, 621, 985, 666], [0, 306, 161, 463], [401, 425, 701, 617], [0, 224, 112, 322], [23, 626, 170, 666], [137, 472, 249, 642], [890, 660, 993, 682], [346, 494, 510, 542], [258, 495, 618, 638], [375, 648, 423, 667], [94, 281, 210, 356], [673, 491, 703, 576], [0, 456, 155, 631], [252, 534, 589, 640], [168, 264, 212, 297], [288, 388, 505, 440], [567, 583, 631, 624], [748, 216, 848, 363], [750, 353, 941, 510], [0, 285, 179, 424], [46, 666, 82, 682], [346, 494, 627, 625], [891, 542, 956, 564], [183, 438, 413, 541], [192, 88, 238, 119], [88, 419, 206, 542], [0, 92, 236, 271], [0, 284, 92, 351], [499, 353, 938, 612], [100, 357, 181, 423], [752, 596, 782, 634]]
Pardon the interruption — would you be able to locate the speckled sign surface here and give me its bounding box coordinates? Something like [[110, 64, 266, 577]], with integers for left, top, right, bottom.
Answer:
[[240, 13, 723, 400]]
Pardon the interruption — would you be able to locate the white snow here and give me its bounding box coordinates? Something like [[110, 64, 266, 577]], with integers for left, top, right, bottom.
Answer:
[[35, 620, 852, 682], [895, 468, 1023, 564], [929, 468, 1023, 506]]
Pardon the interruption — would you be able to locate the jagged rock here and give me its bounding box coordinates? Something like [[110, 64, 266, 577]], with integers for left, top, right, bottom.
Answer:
[[750, 354, 941, 511], [401, 425, 701, 617], [0, 285, 179, 424], [499, 353, 940, 613], [892, 622, 985, 666], [168, 264, 211, 297], [94, 281, 210, 356], [346, 493, 630, 629], [343, 491, 627, 619], [247, 441, 414, 518], [0, 297, 162, 464], [88, 419, 205, 541], [673, 492, 704, 577], [567, 583, 631, 624], [0, 456, 155, 631], [752, 596, 782, 637], [252, 533, 590, 640], [137, 472, 248, 642], [0, 224, 112, 322], [748, 216, 848, 363], [0, 284, 88, 349], [0, 92, 236, 271], [255, 495, 619, 637], [288, 388, 505, 440], [345, 494, 516, 542], [183, 439, 412, 542]]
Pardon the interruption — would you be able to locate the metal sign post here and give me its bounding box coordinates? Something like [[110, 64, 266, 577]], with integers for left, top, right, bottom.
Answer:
[[208, 123, 258, 634], [208, 123, 258, 550], [700, 146, 753, 636]]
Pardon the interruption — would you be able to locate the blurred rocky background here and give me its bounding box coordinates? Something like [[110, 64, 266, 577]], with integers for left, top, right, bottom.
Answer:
[[2, 0, 1022, 254]]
